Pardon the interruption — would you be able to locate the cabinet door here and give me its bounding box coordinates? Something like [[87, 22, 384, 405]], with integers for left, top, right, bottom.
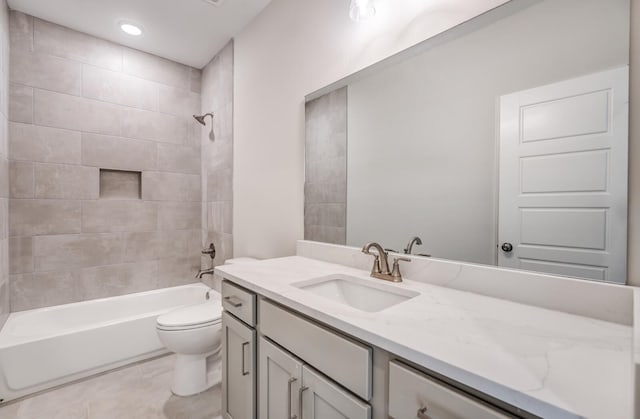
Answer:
[[300, 366, 370, 419], [222, 312, 256, 419], [258, 337, 303, 419]]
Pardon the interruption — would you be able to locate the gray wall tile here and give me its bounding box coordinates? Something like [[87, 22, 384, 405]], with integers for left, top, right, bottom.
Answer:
[[156, 143, 200, 174], [34, 18, 122, 71], [157, 256, 200, 287], [208, 201, 232, 235], [9, 122, 81, 164], [82, 65, 158, 111], [34, 163, 99, 199], [11, 270, 82, 311], [158, 202, 201, 230], [33, 233, 123, 271], [122, 48, 190, 90], [142, 172, 200, 201], [158, 85, 200, 117], [9, 236, 32, 274], [10, 50, 82, 95], [78, 261, 159, 300], [9, 161, 34, 198], [0, 157, 7, 198], [82, 201, 157, 233], [10, 199, 81, 237], [9, 11, 33, 53], [9, 83, 32, 123], [82, 133, 156, 171], [121, 107, 185, 143], [34, 89, 121, 135], [190, 68, 202, 93]]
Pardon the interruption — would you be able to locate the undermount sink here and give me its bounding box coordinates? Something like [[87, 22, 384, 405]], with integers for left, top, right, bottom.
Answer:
[[292, 275, 419, 312]]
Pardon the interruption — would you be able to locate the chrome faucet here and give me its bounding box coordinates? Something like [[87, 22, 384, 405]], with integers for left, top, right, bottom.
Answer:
[[362, 242, 411, 282], [195, 243, 216, 279], [404, 236, 423, 254]]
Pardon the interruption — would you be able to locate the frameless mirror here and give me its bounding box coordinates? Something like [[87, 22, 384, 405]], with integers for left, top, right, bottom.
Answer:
[[304, 0, 631, 284]]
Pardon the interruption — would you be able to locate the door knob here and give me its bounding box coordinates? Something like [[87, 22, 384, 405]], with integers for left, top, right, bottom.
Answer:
[[501, 242, 513, 252]]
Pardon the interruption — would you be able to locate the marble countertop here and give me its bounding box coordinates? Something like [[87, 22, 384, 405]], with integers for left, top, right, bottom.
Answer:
[[216, 256, 634, 419]]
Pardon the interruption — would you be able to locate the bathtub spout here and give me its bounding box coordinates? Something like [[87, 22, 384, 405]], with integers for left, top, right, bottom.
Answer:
[[196, 268, 214, 278]]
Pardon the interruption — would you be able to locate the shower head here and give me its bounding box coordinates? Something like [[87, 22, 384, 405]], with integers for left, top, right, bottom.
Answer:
[[193, 113, 215, 141], [193, 113, 213, 126]]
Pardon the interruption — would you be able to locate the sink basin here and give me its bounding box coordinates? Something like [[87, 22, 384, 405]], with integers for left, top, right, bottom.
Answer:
[[293, 275, 419, 312]]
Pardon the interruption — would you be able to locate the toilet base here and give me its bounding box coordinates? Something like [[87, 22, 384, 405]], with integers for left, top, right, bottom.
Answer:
[[171, 350, 221, 397]]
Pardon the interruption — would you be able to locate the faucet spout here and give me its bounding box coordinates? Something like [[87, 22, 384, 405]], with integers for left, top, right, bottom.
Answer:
[[361, 242, 391, 275], [196, 267, 214, 279], [404, 236, 423, 255]]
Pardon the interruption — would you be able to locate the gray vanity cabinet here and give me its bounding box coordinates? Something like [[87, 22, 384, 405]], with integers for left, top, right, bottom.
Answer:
[[222, 281, 258, 419], [258, 335, 370, 419], [300, 365, 371, 419], [258, 336, 302, 418]]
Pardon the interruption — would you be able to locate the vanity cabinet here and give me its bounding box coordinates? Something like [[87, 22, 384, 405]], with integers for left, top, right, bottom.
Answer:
[[222, 281, 257, 419], [300, 365, 370, 419], [258, 337, 302, 418], [388, 361, 512, 419], [221, 279, 523, 419], [259, 335, 370, 419]]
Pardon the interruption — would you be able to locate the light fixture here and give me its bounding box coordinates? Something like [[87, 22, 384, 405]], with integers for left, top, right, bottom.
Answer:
[[349, 0, 376, 22], [119, 21, 143, 36]]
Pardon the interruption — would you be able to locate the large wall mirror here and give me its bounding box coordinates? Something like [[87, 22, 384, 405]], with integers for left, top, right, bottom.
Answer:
[[304, 0, 631, 284]]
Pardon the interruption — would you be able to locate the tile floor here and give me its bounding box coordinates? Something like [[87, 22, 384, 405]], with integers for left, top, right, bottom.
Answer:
[[0, 355, 222, 419]]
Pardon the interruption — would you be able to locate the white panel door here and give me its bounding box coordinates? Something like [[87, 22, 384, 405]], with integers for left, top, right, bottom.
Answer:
[[498, 67, 628, 283], [258, 337, 303, 419]]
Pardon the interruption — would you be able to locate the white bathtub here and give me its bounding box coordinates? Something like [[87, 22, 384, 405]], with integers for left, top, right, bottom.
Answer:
[[0, 283, 211, 403]]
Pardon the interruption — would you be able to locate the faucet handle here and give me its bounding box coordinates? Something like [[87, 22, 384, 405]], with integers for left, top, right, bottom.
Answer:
[[391, 257, 411, 281]]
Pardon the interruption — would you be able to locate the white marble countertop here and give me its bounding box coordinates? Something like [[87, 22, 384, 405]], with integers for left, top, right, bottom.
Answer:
[[216, 256, 634, 419]]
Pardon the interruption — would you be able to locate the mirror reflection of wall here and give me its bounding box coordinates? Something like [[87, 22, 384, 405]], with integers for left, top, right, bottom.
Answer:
[[304, 0, 631, 283]]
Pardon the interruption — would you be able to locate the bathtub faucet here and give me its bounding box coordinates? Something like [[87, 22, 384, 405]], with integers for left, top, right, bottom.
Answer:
[[195, 243, 216, 278], [196, 267, 214, 278]]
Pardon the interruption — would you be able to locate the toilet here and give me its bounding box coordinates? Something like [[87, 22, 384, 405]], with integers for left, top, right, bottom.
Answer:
[[156, 257, 257, 396]]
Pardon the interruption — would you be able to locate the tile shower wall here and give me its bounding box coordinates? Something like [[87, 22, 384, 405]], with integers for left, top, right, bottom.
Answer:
[[8, 12, 202, 311], [0, 0, 9, 328], [304, 87, 347, 245], [200, 42, 233, 285]]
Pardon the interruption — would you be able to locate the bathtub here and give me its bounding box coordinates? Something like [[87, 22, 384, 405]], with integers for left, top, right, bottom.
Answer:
[[0, 283, 211, 403]]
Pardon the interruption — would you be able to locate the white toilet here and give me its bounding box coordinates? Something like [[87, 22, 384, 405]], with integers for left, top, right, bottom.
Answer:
[[156, 257, 257, 396]]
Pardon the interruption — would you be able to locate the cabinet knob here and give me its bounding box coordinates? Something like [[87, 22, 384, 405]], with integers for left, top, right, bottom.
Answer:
[[417, 406, 433, 419]]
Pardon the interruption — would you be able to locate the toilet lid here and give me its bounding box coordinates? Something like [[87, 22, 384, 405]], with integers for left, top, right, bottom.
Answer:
[[157, 301, 222, 329]]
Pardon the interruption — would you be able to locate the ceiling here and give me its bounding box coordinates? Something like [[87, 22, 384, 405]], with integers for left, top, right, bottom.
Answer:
[[7, 0, 272, 69]]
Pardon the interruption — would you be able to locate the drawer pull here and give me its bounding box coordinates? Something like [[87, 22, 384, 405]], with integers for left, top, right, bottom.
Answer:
[[287, 377, 297, 419], [298, 385, 309, 419], [417, 406, 433, 419], [224, 295, 243, 308], [241, 341, 250, 376]]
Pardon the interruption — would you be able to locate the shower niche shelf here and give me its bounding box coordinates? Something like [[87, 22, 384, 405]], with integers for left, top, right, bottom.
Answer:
[[99, 169, 142, 200]]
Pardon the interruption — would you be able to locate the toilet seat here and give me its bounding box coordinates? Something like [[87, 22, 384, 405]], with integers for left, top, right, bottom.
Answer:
[[157, 301, 223, 331]]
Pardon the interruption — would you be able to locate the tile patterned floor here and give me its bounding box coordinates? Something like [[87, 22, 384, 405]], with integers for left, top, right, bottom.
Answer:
[[0, 355, 222, 419]]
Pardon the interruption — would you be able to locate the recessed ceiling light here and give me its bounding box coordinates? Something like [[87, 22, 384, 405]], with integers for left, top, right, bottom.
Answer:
[[119, 21, 143, 36]]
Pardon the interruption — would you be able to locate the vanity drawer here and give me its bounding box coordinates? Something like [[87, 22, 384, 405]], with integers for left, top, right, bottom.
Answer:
[[259, 299, 372, 401], [221, 280, 256, 327], [389, 361, 512, 419]]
